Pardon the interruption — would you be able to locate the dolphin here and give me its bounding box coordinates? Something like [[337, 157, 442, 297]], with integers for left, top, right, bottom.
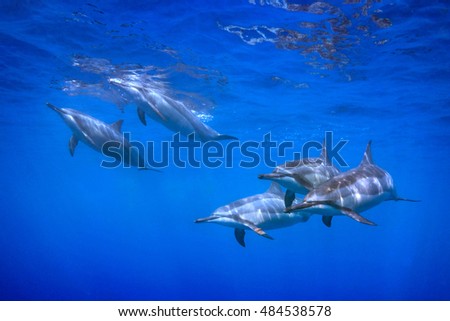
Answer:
[[108, 76, 237, 142], [195, 183, 311, 247], [285, 141, 419, 227], [258, 140, 340, 207], [47, 102, 157, 171]]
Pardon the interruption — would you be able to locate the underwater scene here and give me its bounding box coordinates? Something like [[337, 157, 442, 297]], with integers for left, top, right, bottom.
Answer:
[[0, 0, 449, 300]]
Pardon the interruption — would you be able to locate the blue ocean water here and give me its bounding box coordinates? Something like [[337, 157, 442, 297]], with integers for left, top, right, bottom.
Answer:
[[0, 0, 449, 300]]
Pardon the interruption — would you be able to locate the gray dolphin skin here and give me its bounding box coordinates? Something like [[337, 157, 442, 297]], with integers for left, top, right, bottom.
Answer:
[[47, 103, 156, 170], [285, 141, 418, 227], [195, 182, 311, 247], [108, 77, 237, 142], [258, 140, 340, 207]]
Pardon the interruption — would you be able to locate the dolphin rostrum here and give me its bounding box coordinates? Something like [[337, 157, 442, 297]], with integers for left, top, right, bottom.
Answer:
[[195, 183, 311, 247], [258, 140, 340, 207], [47, 102, 157, 170], [108, 76, 237, 142], [285, 141, 418, 227]]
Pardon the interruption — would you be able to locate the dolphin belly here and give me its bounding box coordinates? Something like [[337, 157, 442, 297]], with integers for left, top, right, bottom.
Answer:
[[352, 190, 393, 213], [141, 94, 198, 134], [257, 212, 311, 230], [297, 203, 343, 216]]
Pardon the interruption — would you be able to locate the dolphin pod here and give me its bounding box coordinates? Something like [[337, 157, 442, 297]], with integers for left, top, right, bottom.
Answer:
[[50, 59, 418, 246], [196, 140, 419, 246], [48, 97, 418, 245]]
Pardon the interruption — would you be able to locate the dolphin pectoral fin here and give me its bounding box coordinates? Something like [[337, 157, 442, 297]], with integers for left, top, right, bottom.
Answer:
[[244, 222, 273, 240], [287, 200, 376, 226], [339, 207, 376, 226], [137, 108, 147, 126], [284, 190, 296, 208], [320, 201, 377, 226], [252, 226, 274, 240], [234, 228, 246, 247], [69, 135, 78, 156], [322, 216, 333, 228], [234, 216, 274, 241]]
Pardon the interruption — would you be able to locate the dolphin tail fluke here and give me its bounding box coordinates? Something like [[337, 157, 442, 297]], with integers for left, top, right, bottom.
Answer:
[[286, 200, 377, 226], [214, 134, 238, 141], [234, 228, 246, 247]]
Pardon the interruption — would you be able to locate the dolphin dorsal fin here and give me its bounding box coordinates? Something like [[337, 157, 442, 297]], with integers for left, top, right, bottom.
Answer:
[[267, 182, 283, 196], [320, 138, 331, 165], [111, 119, 124, 132], [360, 140, 374, 165]]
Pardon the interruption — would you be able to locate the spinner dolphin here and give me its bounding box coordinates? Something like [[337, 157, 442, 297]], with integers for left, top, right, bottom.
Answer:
[[195, 183, 311, 247], [108, 77, 237, 142], [47, 103, 157, 170], [259, 140, 340, 207]]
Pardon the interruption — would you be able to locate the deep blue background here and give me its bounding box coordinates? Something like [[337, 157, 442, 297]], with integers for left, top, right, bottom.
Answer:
[[0, 0, 449, 300]]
